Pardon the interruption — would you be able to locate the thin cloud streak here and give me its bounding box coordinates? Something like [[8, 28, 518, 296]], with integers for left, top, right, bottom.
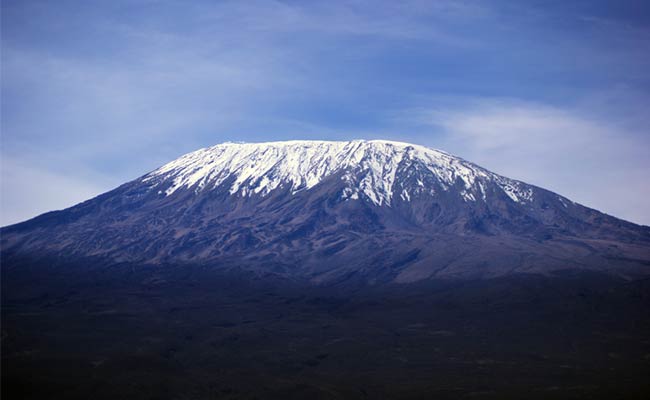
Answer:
[[406, 99, 650, 225], [0, 158, 118, 226]]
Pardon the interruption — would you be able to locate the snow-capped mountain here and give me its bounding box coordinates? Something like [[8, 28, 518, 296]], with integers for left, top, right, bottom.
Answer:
[[2, 140, 649, 284], [143, 140, 532, 205]]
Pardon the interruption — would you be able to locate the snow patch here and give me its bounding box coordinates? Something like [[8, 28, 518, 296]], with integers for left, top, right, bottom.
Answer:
[[144, 140, 534, 206]]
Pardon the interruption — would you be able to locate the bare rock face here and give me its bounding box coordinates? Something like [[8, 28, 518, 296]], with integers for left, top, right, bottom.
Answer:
[[2, 140, 649, 284]]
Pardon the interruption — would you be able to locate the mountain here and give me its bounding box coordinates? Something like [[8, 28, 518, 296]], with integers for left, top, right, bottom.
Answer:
[[2, 139, 649, 284], [4, 140, 650, 399]]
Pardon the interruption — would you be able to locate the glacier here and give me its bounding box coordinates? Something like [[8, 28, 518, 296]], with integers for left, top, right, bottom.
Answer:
[[143, 139, 534, 205]]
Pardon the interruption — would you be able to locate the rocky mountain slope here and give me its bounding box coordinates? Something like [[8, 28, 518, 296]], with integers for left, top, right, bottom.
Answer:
[[2, 140, 649, 284]]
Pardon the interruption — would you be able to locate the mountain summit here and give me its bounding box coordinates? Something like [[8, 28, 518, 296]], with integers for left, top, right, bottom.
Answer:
[[144, 140, 532, 206], [2, 140, 649, 284]]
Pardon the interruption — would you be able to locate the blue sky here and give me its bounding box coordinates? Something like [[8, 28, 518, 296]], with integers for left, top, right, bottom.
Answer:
[[2, 0, 649, 225]]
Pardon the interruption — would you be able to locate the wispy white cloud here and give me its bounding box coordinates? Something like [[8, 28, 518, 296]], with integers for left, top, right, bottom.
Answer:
[[405, 98, 650, 225], [0, 157, 118, 226]]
